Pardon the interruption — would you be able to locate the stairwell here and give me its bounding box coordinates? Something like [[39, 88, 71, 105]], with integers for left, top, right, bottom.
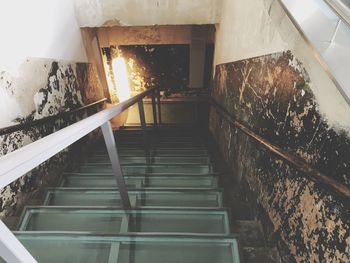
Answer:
[[4, 126, 281, 263]]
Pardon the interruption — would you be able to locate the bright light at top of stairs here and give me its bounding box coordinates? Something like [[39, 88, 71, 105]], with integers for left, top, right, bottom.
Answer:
[[112, 56, 131, 102]]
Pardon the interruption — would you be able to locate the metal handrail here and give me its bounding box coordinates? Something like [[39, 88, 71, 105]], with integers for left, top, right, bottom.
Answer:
[[277, 0, 350, 106], [324, 0, 350, 27], [0, 98, 107, 136], [0, 86, 160, 263], [209, 98, 350, 201]]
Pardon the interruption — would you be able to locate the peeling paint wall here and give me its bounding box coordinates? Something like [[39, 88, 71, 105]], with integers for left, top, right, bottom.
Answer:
[[73, 0, 222, 27], [0, 60, 104, 218], [211, 0, 350, 261], [210, 52, 350, 262]]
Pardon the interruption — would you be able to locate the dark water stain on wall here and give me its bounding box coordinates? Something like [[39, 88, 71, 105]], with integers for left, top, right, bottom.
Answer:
[[0, 60, 104, 218], [210, 51, 350, 262], [102, 44, 189, 96]]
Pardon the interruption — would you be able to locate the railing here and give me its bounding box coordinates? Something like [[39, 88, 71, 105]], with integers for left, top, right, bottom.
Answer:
[[277, 0, 350, 105], [325, 0, 350, 26], [0, 87, 160, 263], [209, 98, 350, 201], [0, 98, 107, 136]]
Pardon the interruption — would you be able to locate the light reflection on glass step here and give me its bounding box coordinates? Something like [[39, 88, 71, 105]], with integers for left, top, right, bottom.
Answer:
[[13, 234, 240, 263], [44, 189, 223, 208], [18, 207, 230, 235], [61, 175, 218, 188]]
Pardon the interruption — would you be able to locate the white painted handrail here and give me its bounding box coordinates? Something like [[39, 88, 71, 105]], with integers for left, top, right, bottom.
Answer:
[[0, 88, 155, 188], [278, 0, 350, 105], [0, 86, 157, 262]]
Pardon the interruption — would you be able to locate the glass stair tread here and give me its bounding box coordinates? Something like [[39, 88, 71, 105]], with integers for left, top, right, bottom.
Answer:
[[18, 207, 230, 234], [64, 172, 221, 177], [77, 164, 213, 174], [107, 145, 208, 150], [60, 175, 218, 188], [13, 234, 241, 263], [96, 149, 209, 155], [96, 152, 210, 157], [43, 189, 223, 208], [87, 156, 211, 164]]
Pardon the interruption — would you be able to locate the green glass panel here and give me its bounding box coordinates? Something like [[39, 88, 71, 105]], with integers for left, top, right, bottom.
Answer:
[[87, 156, 210, 164], [62, 176, 218, 188], [14, 235, 240, 263], [45, 190, 222, 208], [117, 242, 234, 263], [79, 164, 212, 174], [61, 176, 138, 188], [22, 209, 125, 232], [19, 209, 229, 234]]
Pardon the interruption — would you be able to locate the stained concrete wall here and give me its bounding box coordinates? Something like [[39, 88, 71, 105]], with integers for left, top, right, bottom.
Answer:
[[0, 61, 104, 218], [214, 0, 350, 131], [73, 0, 222, 27], [211, 0, 350, 261]]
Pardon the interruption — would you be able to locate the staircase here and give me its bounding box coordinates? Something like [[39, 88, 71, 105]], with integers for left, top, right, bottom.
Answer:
[[6, 126, 281, 263]]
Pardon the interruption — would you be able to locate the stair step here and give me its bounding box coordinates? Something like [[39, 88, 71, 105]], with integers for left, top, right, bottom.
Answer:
[[61, 175, 218, 188], [115, 141, 205, 146], [18, 207, 230, 235], [64, 172, 221, 177], [242, 247, 281, 263], [114, 137, 203, 143], [108, 153, 210, 158], [98, 146, 208, 152], [103, 148, 209, 154], [77, 164, 214, 174], [97, 151, 210, 157], [13, 233, 241, 263], [87, 156, 211, 164], [43, 188, 223, 208]]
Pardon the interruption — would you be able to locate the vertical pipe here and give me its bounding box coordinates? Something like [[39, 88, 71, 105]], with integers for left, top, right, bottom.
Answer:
[[101, 121, 131, 210], [138, 99, 150, 163]]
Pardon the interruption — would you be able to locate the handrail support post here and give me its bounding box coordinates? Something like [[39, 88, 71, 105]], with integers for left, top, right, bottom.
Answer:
[[0, 220, 37, 263], [151, 90, 158, 129], [138, 99, 151, 164], [101, 121, 131, 210]]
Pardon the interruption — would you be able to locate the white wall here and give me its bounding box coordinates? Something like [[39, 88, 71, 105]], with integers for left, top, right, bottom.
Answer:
[[73, 0, 222, 27], [214, 0, 350, 131], [214, 0, 286, 65], [0, 0, 88, 127], [0, 0, 87, 70]]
